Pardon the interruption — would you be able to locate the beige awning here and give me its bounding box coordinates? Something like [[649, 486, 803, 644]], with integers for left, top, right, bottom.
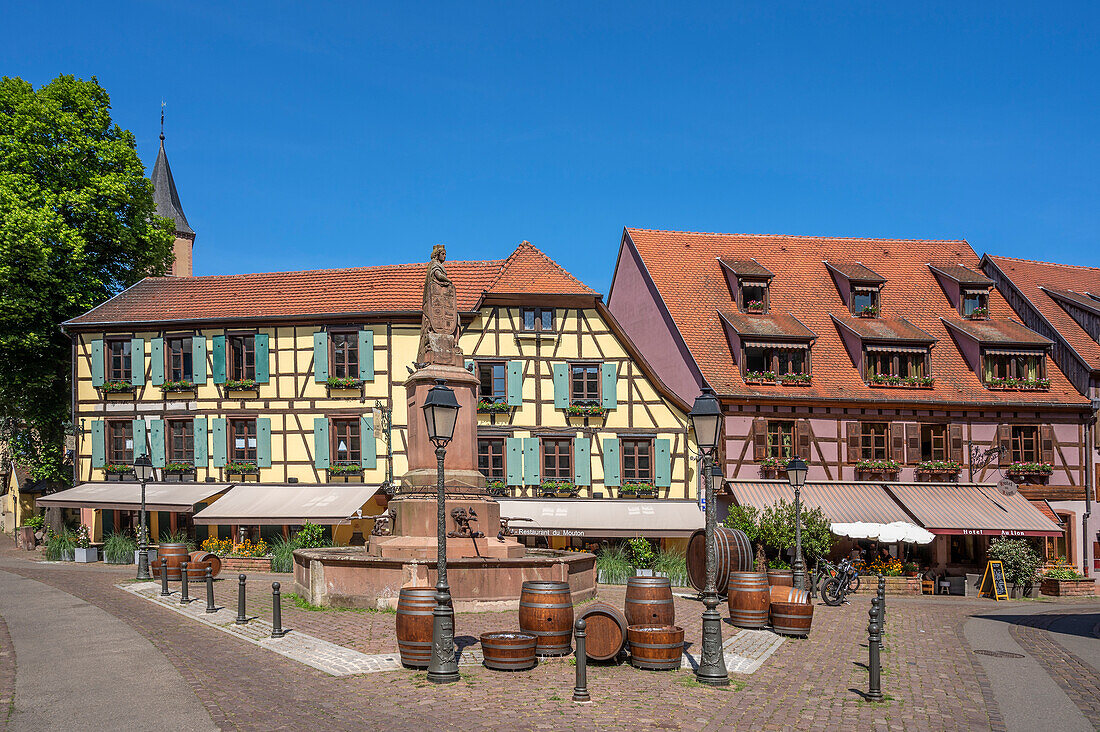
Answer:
[[36, 482, 229, 512], [729, 481, 912, 524], [192, 483, 381, 525], [884, 483, 1063, 537], [497, 499, 704, 538]]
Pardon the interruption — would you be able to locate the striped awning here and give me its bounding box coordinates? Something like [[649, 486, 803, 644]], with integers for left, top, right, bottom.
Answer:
[[728, 481, 911, 524], [742, 341, 811, 350], [864, 344, 929, 353], [884, 483, 1063, 537], [36, 482, 229, 512], [984, 348, 1046, 356], [497, 499, 704, 538]]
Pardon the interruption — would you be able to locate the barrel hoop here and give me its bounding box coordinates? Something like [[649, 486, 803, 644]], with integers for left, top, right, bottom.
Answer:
[[628, 642, 683, 650], [625, 598, 674, 605], [519, 601, 573, 609]]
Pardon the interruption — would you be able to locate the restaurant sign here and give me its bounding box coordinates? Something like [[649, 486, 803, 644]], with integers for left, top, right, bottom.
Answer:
[[510, 527, 586, 538], [934, 528, 1059, 537]]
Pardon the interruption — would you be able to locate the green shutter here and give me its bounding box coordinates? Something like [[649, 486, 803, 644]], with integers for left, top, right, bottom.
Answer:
[[192, 336, 208, 384], [314, 417, 330, 468], [255, 333, 270, 383], [359, 329, 374, 381], [90, 420, 105, 468], [193, 417, 208, 467], [150, 420, 165, 468], [150, 338, 164, 386], [90, 339, 104, 386], [655, 438, 671, 488], [507, 361, 523, 407], [212, 335, 226, 384], [506, 437, 523, 486], [523, 437, 540, 486], [601, 362, 617, 409], [211, 418, 227, 467], [130, 338, 145, 386], [313, 331, 328, 382], [361, 414, 376, 469], [257, 417, 271, 468], [553, 363, 569, 408], [573, 437, 591, 486], [132, 419, 147, 458], [602, 438, 621, 487], [464, 359, 474, 373]]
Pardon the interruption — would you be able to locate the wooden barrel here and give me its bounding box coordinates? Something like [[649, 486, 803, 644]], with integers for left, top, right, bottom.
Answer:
[[154, 543, 191, 581], [767, 569, 794, 587], [183, 560, 211, 579], [687, 528, 752, 594], [396, 588, 437, 668], [190, 550, 222, 578], [769, 585, 809, 605], [770, 601, 814, 636], [625, 576, 675, 627], [727, 571, 770, 629], [577, 602, 627, 661], [627, 625, 684, 671], [480, 632, 537, 671], [519, 581, 574, 656]]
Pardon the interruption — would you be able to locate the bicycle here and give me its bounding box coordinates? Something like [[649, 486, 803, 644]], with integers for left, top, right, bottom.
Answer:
[[820, 558, 861, 606]]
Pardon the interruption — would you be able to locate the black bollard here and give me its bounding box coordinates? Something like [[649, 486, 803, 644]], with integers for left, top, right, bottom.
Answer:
[[867, 597, 883, 702], [235, 574, 248, 624], [160, 560, 170, 596], [205, 566, 216, 614], [271, 582, 287, 638], [180, 562, 190, 604], [877, 575, 887, 628], [809, 560, 818, 599], [572, 618, 590, 703]]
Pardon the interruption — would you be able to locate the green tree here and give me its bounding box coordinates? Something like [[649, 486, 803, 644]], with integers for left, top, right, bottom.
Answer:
[[986, 538, 1043, 586], [751, 499, 833, 563], [0, 75, 173, 482]]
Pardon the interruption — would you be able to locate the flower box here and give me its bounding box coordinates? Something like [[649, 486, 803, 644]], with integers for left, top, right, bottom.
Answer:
[[325, 376, 362, 390], [868, 375, 935, 389], [104, 464, 133, 476], [745, 300, 765, 313], [965, 308, 989, 320], [619, 483, 657, 499], [985, 378, 1050, 391], [565, 404, 607, 417], [915, 461, 961, 481], [328, 464, 363, 476], [1005, 462, 1054, 477], [223, 378, 258, 391], [160, 380, 196, 393], [540, 482, 577, 498], [779, 374, 812, 386], [225, 462, 260, 475], [1040, 577, 1095, 597], [74, 547, 98, 563], [857, 306, 880, 318], [486, 484, 509, 497], [99, 381, 135, 394], [743, 371, 777, 385], [477, 400, 511, 414]]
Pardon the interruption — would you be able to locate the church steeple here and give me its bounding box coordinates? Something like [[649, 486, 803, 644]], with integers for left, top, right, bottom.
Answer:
[[151, 106, 195, 276]]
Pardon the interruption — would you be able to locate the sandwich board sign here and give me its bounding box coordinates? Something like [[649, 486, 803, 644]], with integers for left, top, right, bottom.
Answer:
[[979, 560, 1008, 601]]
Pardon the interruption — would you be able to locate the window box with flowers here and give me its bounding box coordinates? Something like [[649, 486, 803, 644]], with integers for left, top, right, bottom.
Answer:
[[163, 461, 196, 476], [477, 400, 512, 414], [985, 377, 1050, 391], [225, 461, 259, 476], [104, 464, 133, 476], [857, 305, 880, 318], [99, 380, 135, 394], [619, 482, 657, 499], [855, 459, 901, 478], [915, 460, 961, 480], [868, 374, 935, 389], [965, 307, 989, 320], [745, 299, 765, 313], [486, 480, 509, 497], [743, 370, 777, 385], [325, 376, 362, 391], [328, 463, 363, 477], [566, 403, 607, 418], [223, 378, 258, 392], [757, 456, 791, 477], [779, 373, 811, 386], [540, 481, 577, 498], [1005, 462, 1054, 477], [160, 380, 195, 394]]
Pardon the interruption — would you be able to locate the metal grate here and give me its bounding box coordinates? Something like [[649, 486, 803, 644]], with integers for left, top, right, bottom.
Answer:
[[973, 649, 1025, 659]]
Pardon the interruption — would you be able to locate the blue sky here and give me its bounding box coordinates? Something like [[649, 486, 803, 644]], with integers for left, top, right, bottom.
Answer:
[[5, 2, 1098, 292]]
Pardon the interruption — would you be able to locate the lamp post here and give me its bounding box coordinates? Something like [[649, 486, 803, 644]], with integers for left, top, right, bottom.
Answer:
[[422, 379, 460, 685], [786, 456, 809, 592], [689, 386, 728, 686], [133, 454, 155, 581]]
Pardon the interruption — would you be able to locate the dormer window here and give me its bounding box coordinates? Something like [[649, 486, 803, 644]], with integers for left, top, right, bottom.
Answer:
[[982, 348, 1048, 390], [851, 287, 881, 317], [718, 258, 775, 314], [824, 261, 886, 317], [865, 347, 929, 383], [742, 342, 810, 383], [740, 280, 769, 313], [961, 290, 989, 319]]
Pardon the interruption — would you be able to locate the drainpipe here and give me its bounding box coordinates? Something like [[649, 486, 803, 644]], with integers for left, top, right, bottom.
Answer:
[[1085, 399, 1098, 577]]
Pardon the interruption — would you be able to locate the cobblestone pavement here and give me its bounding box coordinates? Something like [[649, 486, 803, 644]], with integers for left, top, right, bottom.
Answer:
[[2, 543, 1098, 731], [1006, 610, 1100, 728]]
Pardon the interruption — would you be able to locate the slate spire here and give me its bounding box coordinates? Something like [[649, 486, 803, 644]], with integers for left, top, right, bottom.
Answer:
[[150, 106, 193, 236]]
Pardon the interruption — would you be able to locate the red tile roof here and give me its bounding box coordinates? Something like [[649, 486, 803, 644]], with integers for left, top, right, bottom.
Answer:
[[941, 318, 1052, 347], [487, 241, 599, 296], [625, 228, 1087, 406], [720, 311, 816, 341], [928, 264, 994, 287], [985, 255, 1100, 371], [832, 315, 936, 344]]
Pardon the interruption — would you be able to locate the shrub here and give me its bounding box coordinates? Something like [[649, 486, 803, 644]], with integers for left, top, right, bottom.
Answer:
[[987, 538, 1043, 585], [270, 535, 299, 573], [766, 557, 790, 570], [201, 537, 233, 556], [723, 504, 762, 542], [103, 532, 137, 564], [295, 522, 327, 549], [1042, 556, 1083, 580], [24, 514, 44, 530], [652, 548, 688, 586], [45, 530, 76, 561], [595, 544, 633, 584], [231, 538, 269, 558], [627, 537, 656, 570], [756, 499, 834, 564], [160, 530, 195, 550], [75, 525, 91, 549]]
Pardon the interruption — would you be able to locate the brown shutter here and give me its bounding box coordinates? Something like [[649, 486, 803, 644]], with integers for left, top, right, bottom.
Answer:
[[905, 423, 920, 463], [997, 424, 1012, 465], [890, 422, 906, 464], [948, 424, 964, 462], [796, 419, 813, 460], [752, 418, 767, 461], [846, 422, 861, 463], [1040, 425, 1055, 465]]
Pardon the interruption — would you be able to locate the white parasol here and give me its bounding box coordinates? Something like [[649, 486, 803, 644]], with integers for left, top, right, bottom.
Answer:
[[830, 520, 935, 545]]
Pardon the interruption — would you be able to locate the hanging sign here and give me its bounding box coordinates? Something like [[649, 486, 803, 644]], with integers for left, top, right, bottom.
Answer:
[[979, 560, 1008, 601]]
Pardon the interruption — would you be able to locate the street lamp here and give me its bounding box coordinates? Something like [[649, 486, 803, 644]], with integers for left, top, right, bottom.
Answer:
[[133, 454, 155, 580], [786, 456, 809, 591], [689, 386, 728, 686], [422, 379, 460, 684]]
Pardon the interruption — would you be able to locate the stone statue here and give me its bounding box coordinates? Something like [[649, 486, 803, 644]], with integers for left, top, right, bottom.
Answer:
[[417, 244, 463, 367]]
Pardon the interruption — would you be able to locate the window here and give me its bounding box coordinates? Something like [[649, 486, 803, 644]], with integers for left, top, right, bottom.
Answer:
[[920, 424, 947, 461], [767, 421, 795, 459], [542, 438, 572, 481], [570, 363, 600, 404], [330, 332, 359, 379], [983, 351, 1045, 383], [865, 350, 927, 379], [743, 346, 808, 376], [227, 335, 255, 381], [961, 290, 989, 318], [229, 419, 257, 463], [107, 339, 132, 382], [166, 336, 193, 382], [1011, 426, 1039, 463], [331, 419, 361, 465], [107, 421, 134, 464], [861, 423, 888, 461], [478, 362, 506, 403], [621, 438, 653, 482], [740, 281, 769, 312], [522, 308, 554, 332], [1044, 513, 1070, 562], [851, 288, 880, 316], [478, 438, 505, 481], [167, 420, 194, 463]]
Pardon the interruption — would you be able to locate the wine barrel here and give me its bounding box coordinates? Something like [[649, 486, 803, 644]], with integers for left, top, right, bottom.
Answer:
[[183, 560, 211, 579], [728, 571, 770, 629], [190, 550, 222, 578], [767, 569, 794, 587], [480, 632, 537, 671], [154, 543, 191, 581], [396, 588, 437, 668], [769, 585, 809, 605], [770, 601, 814, 636], [687, 528, 752, 594], [625, 576, 675, 627], [627, 625, 684, 671], [577, 602, 627, 661], [519, 581, 574, 657]]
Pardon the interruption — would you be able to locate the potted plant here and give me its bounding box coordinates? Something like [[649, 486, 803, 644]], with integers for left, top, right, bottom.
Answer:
[[1039, 558, 1095, 597], [986, 376, 1051, 391], [486, 480, 508, 497], [622, 481, 656, 498], [540, 481, 576, 498], [164, 461, 196, 477], [858, 305, 880, 318], [160, 379, 195, 393], [758, 456, 791, 477], [565, 403, 607, 417], [223, 378, 258, 391], [902, 561, 919, 577], [766, 557, 793, 586], [99, 380, 134, 394], [44, 529, 76, 562], [104, 463, 133, 477], [854, 459, 901, 477], [966, 306, 989, 319], [132, 524, 156, 564], [226, 461, 260, 475], [745, 299, 765, 313], [628, 537, 656, 577], [102, 532, 137, 565], [74, 524, 97, 563], [779, 373, 811, 386], [915, 460, 961, 480], [477, 399, 511, 414], [987, 538, 1043, 598], [743, 370, 777, 385], [325, 376, 362, 390], [328, 463, 364, 477], [1005, 462, 1054, 478]]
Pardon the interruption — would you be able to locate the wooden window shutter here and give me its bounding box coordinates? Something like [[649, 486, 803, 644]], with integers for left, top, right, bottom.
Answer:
[[313, 331, 328, 382], [890, 422, 906, 464], [358, 329, 375, 382], [132, 419, 147, 458], [314, 418, 330, 469], [655, 438, 672, 488], [192, 336, 208, 384], [997, 424, 1012, 465], [948, 424, 964, 462], [507, 361, 523, 407], [150, 338, 164, 386], [130, 338, 145, 386], [150, 419, 165, 468], [212, 335, 226, 384], [90, 339, 104, 386], [600, 363, 618, 410], [602, 438, 621, 487], [257, 418, 271, 468], [211, 418, 227, 467], [796, 420, 813, 460], [361, 414, 377, 470], [573, 438, 591, 486], [254, 333, 270, 384], [193, 417, 208, 467], [552, 363, 569, 408], [506, 437, 524, 486], [1039, 425, 1055, 465], [846, 422, 862, 463], [90, 420, 105, 468], [523, 438, 540, 485], [906, 424, 920, 463], [752, 418, 768, 461]]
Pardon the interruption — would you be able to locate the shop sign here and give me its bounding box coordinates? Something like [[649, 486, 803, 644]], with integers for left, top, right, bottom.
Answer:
[[959, 528, 1026, 537], [511, 527, 585, 538]]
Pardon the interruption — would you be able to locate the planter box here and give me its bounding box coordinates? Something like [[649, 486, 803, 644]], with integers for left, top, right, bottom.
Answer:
[[856, 470, 900, 480], [916, 470, 960, 482], [1040, 577, 1095, 597], [74, 547, 98, 563], [220, 556, 273, 573], [135, 548, 158, 565], [853, 576, 921, 595]]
